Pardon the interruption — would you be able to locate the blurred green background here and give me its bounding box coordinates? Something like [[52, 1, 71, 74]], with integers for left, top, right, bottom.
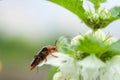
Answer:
[[0, 33, 61, 80], [0, 0, 120, 80]]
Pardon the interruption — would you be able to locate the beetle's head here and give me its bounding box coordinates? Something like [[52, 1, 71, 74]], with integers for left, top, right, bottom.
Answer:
[[46, 46, 58, 53]]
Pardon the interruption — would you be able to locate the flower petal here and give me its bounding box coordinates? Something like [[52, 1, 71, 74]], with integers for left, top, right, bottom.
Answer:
[[71, 29, 110, 46], [53, 72, 77, 80], [78, 54, 105, 68], [77, 55, 105, 80], [86, 29, 106, 41], [37, 52, 71, 67], [100, 56, 120, 80], [60, 58, 79, 79]]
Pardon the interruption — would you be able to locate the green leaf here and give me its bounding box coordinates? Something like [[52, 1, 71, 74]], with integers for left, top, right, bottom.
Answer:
[[100, 40, 120, 61], [48, 0, 87, 21], [89, 0, 106, 12], [47, 67, 58, 80], [110, 6, 120, 18], [77, 34, 109, 55], [57, 37, 74, 56], [109, 40, 120, 54]]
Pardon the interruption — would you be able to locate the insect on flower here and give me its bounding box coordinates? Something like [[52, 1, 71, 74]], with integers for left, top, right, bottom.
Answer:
[[30, 45, 58, 70]]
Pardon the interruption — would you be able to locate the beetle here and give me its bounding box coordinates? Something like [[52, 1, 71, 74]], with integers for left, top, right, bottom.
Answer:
[[30, 45, 58, 70]]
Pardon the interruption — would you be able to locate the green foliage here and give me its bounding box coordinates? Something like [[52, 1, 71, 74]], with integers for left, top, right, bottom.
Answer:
[[56, 37, 74, 56], [49, 0, 120, 30], [77, 34, 109, 55], [110, 6, 120, 18], [56, 31, 120, 62], [85, 9, 116, 30], [109, 40, 120, 54], [100, 40, 120, 61], [48, 67, 58, 80], [89, 0, 106, 12], [0, 36, 37, 63]]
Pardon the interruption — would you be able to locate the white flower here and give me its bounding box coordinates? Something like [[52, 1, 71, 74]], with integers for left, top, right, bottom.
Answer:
[[71, 29, 117, 46], [71, 29, 106, 46], [89, 29, 117, 44], [100, 56, 120, 80], [77, 55, 105, 80], [37, 52, 79, 80], [51, 54, 120, 80], [85, 29, 107, 41], [53, 72, 77, 80], [59, 58, 79, 80]]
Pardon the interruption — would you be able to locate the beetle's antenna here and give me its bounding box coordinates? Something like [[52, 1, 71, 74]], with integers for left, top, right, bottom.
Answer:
[[55, 39, 58, 46]]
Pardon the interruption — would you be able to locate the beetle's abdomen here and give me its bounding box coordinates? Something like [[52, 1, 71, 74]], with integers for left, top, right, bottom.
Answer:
[[39, 52, 47, 60], [38, 47, 49, 60]]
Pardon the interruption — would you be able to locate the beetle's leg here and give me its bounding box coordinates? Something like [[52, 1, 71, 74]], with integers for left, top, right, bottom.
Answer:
[[44, 58, 47, 62], [50, 53, 58, 58]]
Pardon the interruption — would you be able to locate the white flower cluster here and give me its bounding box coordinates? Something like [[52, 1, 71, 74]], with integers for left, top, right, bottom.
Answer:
[[38, 30, 120, 80], [52, 55, 120, 80]]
